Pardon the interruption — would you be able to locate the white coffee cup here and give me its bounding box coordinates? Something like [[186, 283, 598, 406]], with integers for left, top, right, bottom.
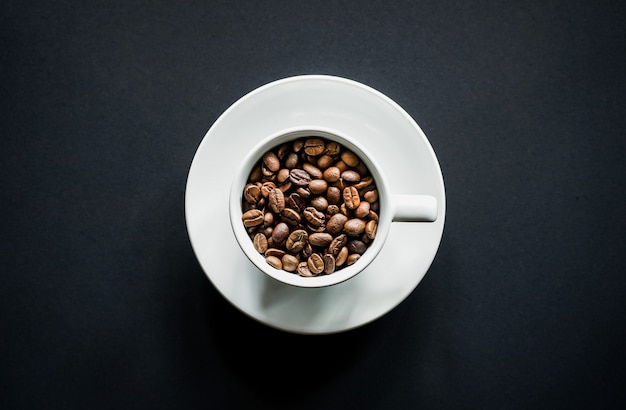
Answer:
[[229, 126, 437, 288]]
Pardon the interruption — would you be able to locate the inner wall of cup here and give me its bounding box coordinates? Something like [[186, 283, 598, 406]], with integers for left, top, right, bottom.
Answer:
[[234, 128, 390, 285]]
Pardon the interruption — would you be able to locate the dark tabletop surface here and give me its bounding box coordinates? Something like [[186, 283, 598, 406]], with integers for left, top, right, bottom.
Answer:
[[2, 1, 625, 408]]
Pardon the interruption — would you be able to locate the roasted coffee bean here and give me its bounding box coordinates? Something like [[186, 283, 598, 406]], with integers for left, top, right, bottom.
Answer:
[[242, 201, 254, 213], [301, 242, 313, 259], [262, 226, 274, 237], [281, 208, 301, 226], [354, 201, 370, 218], [335, 246, 349, 266], [326, 205, 340, 216], [334, 178, 346, 191], [307, 224, 326, 233], [327, 186, 341, 204], [343, 186, 360, 209], [363, 189, 378, 203], [297, 261, 314, 277], [334, 160, 348, 172], [310, 196, 328, 211], [242, 136, 380, 276], [261, 182, 276, 197], [368, 210, 379, 222], [309, 232, 333, 247], [340, 203, 349, 216], [323, 166, 341, 182], [308, 253, 325, 274], [324, 142, 341, 156], [278, 181, 292, 192], [242, 209, 264, 227], [323, 254, 336, 274], [244, 183, 261, 205], [317, 155, 334, 169], [353, 176, 374, 190], [282, 254, 299, 272], [285, 152, 299, 169], [347, 240, 367, 254], [286, 193, 305, 212], [356, 161, 368, 176], [304, 138, 325, 156], [309, 179, 328, 195], [263, 151, 280, 172], [296, 187, 311, 198], [271, 222, 290, 244], [277, 168, 290, 183], [277, 143, 291, 159], [365, 220, 378, 239], [328, 234, 348, 257], [265, 248, 286, 259], [261, 163, 275, 177], [253, 233, 268, 253], [344, 218, 366, 236], [249, 166, 262, 182], [289, 168, 312, 186], [268, 188, 285, 213], [302, 163, 323, 179], [341, 170, 361, 183], [266, 255, 282, 269], [266, 236, 276, 248], [341, 151, 360, 167], [303, 207, 325, 227], [247, 226, 259, 235], [302, 153, 316, 164], [326, 213, 348, 235], [346, 254, 360, 266], [286, 229, 308, 253], [292, 139, 304, 153]]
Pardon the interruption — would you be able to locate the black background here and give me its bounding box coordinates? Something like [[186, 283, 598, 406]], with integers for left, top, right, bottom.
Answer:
[[2, 1, 625, 408]]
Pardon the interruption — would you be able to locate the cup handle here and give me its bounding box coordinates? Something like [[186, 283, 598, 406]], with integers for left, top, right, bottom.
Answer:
[[392, 195, 438, 222]]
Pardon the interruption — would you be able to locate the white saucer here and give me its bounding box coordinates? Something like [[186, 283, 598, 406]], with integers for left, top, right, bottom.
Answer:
[[185, 75, 446, 334]]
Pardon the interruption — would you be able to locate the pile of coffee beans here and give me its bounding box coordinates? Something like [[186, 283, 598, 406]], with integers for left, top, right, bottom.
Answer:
[[241, 137, 379, 277]]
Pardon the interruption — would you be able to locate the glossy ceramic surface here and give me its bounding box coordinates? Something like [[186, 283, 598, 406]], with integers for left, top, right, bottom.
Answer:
[[185, 75, 446, 334]]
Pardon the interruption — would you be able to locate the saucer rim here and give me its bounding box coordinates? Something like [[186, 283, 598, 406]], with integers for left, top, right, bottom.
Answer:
[[185, 74, 446, 334]]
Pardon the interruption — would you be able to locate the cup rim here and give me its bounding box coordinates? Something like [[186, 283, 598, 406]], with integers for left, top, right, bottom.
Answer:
[[229, 126, 392, 288]]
